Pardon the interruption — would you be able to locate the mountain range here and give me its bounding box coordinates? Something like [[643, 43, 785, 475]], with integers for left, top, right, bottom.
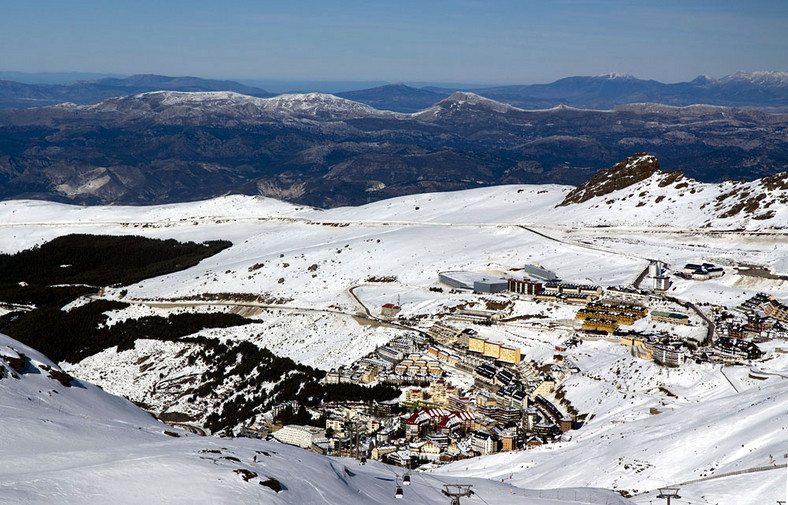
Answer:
[[1, 71, 787, 111], [0, 88, 786, 208], [0, 74, 274, 109]]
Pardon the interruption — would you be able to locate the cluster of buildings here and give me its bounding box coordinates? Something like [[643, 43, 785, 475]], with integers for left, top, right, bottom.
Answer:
[[440, 268, 603, 306], [709, 337, 763, 361], [680, 262, 725, 281], [619, 333, 687, 366], [575, 302, 647, 334], [704, 292, 788, 362], [327, 334, 435, 385], [260, 363, 577, 465], [381, 373, 576, 463], [258, 262, 783, 467]]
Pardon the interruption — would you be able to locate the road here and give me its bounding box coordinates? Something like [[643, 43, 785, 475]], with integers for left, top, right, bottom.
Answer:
[[119, 285, 429, 339], [663, 294, 715, 345], [632, 264, 651, 290], [719, 365, 740, 393]]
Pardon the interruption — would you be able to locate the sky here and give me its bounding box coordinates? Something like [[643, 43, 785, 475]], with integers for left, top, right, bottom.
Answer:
[[1, 0, 786, 85]]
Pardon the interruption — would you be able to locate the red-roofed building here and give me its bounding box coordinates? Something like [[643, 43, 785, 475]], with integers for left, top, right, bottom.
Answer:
[[381, 303, 401, 317], [405, 410, 430, 438], [436, 411, 476, 434]]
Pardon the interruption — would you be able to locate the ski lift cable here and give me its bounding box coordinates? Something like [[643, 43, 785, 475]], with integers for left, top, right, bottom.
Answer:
[[422, 471, 494, 505], [382, 466, 431, 504], [404, 478, 435, 505]]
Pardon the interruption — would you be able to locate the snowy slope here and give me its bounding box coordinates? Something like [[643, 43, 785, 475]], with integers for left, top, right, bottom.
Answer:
[[0, 179, 785, 372], [0, 182, 786, 504], [0, 331, 632, 505], [435, 338, 788, 504]]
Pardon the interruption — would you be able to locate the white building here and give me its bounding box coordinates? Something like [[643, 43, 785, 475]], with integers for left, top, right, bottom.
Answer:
[[273, 425, 325, 449], [470, 431, 497, 455], [653, 275, 670, 291]]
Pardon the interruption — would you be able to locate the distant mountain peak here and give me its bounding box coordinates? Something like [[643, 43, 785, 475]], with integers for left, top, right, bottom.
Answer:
[[428, 91, 517, 114], [719, 71, 788, 87], [690, 74, 714, 85], [263, 92, 390, 118]]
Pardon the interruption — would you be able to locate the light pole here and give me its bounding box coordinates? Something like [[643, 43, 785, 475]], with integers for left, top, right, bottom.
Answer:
[[657, 487, 680, 505]]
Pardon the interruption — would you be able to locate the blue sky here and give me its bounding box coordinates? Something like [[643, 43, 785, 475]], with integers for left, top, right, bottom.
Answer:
[[1, 0, 786, 84]]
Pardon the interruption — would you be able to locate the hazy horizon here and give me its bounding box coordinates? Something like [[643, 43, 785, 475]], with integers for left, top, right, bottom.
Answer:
[[2, 1, 786, 86], [2, 69, 786, 94]]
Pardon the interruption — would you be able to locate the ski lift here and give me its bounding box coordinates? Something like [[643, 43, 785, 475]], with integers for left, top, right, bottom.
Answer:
[[360, 456, 367, 465], [395, 476, 404, 499], [403, 472, 411, 485]]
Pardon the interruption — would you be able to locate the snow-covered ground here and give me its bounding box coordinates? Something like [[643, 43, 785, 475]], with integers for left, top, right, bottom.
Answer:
[[1, 183, 785, 370], [1, 180, 786, 504], [0, 332, 633, 505], [435, 340, 788, 505]]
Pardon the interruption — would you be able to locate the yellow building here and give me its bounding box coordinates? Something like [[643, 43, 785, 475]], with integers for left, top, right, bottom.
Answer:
[[405, 388, 427, 403], [469, 335, 488, 354], [499, 345, 521, 365], [581, 318, 619, 333], [372, 446, 397, 460], [360, 367, 378, 383], [530, 378, 555, 398], [476, 394, 498, 407], [429, 380, 459, 406], [483, 340, 502, 359]]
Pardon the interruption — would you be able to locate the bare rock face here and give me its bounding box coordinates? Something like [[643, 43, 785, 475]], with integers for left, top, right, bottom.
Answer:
[[557, 153, 668, 206]]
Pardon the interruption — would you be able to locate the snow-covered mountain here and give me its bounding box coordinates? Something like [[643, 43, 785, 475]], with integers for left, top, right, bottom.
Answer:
[[0, 178, 786, 504], [415, 91, 519, 119], [715, 70, 788, 88], [558, 153, 788, 225], [84, 90, 399, 122], [1, 332, 631, 505], [2, 84, 786, 208]]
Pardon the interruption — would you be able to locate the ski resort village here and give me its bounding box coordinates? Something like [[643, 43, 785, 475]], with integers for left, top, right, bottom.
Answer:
[[0, 161, 786, 504], [243, 260, 785, 470]]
